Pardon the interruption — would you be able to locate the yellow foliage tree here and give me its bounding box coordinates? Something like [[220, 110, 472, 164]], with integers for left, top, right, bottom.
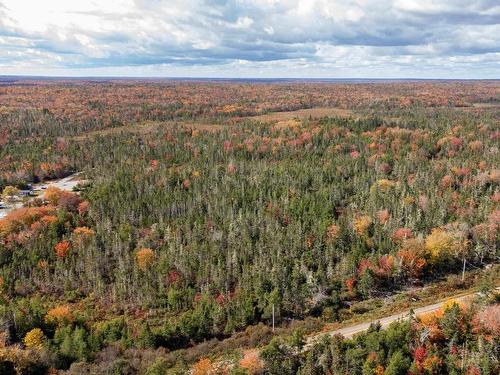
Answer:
[[23, 328, 45, 350], [425, 228, 464, 264], [72, 226, 95, 245], [442, 298, 465, 311], [136, 248, 155, 271], [354, 215, 372, 236], [73, 226, 95, 237], [44, 186, 64, 205], [2, 186, 20, 204], [370, 179, 396, 194]]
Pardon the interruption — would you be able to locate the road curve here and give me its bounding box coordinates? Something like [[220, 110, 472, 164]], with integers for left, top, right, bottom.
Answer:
[[305, 288, 499, 349]]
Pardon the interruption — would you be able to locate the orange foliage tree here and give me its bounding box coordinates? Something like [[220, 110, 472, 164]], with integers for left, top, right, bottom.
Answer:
[[54, 240, 71, 258], [45, 305, 74, 326], [192, 357, 213, 375], [0, 206, 56, 235], [240, 350, 264, 374]]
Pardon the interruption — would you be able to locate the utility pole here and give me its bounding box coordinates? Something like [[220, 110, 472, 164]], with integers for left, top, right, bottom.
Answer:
[[272, 304, 275, 333], [462, 257, 466, 282]]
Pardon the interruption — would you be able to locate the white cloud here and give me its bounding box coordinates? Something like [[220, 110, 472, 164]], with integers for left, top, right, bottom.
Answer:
[[233, 16, 254, 29], [0, 0, 498, 77]]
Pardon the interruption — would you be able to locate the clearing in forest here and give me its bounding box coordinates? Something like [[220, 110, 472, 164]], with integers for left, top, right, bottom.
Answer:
[[246, 107, 356, 122]]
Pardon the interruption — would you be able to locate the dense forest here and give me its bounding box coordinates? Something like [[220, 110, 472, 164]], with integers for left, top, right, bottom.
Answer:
[[0, 80, 498, 374]]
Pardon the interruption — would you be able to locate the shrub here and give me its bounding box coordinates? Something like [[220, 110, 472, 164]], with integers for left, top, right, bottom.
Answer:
[[138, 323, 157, 349], [192, 357, 213, 375], [472, 304, 500, 337], [391, 228, 413, 243], [0, 345, 48, 373], [326, 223, 340, 243], [376, 209, 390, 224], [240, 349, 264, 374], [145, 358, 171, 375]]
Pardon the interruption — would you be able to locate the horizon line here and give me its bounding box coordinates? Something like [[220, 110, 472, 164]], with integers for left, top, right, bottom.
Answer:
[[1, 75, 499, 82]]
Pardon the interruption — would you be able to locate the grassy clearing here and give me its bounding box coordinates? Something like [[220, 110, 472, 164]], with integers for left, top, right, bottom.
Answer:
[[71, 120, 229, 140], [70, 107, 357, 141], [246, 107, 357, 122]]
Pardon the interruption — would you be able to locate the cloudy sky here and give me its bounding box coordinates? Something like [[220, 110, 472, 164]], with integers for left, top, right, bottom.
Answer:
[[0, 0, 499, 78]]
